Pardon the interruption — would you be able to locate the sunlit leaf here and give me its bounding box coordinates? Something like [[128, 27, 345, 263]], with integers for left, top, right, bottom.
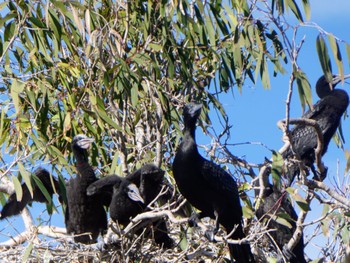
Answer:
[[286, 187, 311, 212], [271, 150, 283, 186], [32, 173, 52, 203], [328, 34, 344, 78], [18, 162, 33, 198], [286, 0, 304, 22], [10, 79, 25, 114], [22, 241, 34, 262], [316, 35, 333, 80], [295, 70, 313, 112], [12, 175, 23, 202], [301, 0, 311, 20]]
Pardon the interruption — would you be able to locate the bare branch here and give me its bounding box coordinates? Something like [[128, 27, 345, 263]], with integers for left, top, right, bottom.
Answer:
[[306, 179, 350, 208], [285, 191, 313, 257]]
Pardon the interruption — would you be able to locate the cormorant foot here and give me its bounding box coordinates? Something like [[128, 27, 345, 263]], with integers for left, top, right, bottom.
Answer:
[[312, 166, 328, 181], [204, 229, 216, 242]]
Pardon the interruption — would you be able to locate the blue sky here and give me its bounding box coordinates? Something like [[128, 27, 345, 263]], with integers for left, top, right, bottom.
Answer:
[[1, 0, 350, 260]]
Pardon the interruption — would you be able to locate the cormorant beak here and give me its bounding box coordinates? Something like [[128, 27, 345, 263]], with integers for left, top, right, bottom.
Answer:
[[127, 184, 144, 203], [77, 137, 95, 149], [191, 103, 203, 115]]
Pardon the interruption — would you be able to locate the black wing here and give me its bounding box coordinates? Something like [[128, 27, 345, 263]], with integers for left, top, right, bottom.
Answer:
[[1, 168, 58, 220], [86, 175, 122, 206]]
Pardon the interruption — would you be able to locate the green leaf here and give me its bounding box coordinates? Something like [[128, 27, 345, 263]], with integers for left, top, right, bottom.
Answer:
[[179, 226, 189, 251], [95, 107, 122, 131], [109, 150, 119, 175], [270, 214, 293, 229], [301, 0, 311, 20], [242, 205, 255, 219], [12, 175, 23, 202], [286, 187, 311, 212], [10, 79, 25, 114], [295, 70, 312, 112], [18, 162, 33, 198], [22, 241, 34, 262], [32, 173, 52, 203], [346, 44, 350, 69], [345, 150, 350, 172], [271, 150, 283, 185], [63, 112, 71, 137], [316, 35, 333, 80], [130, 85, 139, 107], [205, 15, 216, 46], [328, 34, 344, 78], [286, 0, 304, 22]]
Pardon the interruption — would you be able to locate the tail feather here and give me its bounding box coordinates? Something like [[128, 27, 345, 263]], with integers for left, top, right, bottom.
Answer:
[[229, 243, 255, 263], [226, 225, 255, 263]]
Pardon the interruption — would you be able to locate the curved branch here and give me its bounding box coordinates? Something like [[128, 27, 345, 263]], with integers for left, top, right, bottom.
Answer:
[[306, 179, 350, 208], [285, 191, 313, 258]]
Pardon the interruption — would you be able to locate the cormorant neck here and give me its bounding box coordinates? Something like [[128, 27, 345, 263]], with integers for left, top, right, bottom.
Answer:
[[181, 123, 199, 154], [73, 147, 89, 165]]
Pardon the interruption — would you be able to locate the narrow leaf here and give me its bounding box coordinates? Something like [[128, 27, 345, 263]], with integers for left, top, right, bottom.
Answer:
[[22, 241, 34, 262], [12, 176, 23, 202], [316, 35, 333, 80], [32, 174, 52, 203], [328, 34, 344, 78], [295, 70, 312, 112], [346, 44, 350, 68], [10, 79, 25, 114], [18, 162, 33, 198]]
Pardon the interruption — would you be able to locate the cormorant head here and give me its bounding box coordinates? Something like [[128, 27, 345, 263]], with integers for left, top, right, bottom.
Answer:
[[126, 183, 144, 203], [183, 103, 202, 125], [72, 134, 95, 150], [316, 74, 350, 98], [140, 164, 165, 181]]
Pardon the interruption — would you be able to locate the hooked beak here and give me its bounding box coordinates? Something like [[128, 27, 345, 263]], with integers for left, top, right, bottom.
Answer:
[[77, 137, 95, 149], [190, 103, 202, 115], [127, 184, 144, 203]]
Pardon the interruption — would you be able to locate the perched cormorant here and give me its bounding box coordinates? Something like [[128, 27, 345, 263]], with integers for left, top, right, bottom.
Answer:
[[87, 164, 173, 248], [86, 164, 164, 208], [172, 103, 255, 263], [283, 74, 349, 185], [256, 186, 307, 263], [0, 168, 59, 219], [65, 134, 107, 244], [109, 178, 145, 226]]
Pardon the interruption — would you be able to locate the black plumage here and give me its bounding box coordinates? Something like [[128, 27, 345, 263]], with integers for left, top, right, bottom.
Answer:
[[172, 103, 255, 263], [87, 164, 173, 248], [256, 186, 307, 263], [283, 74, 349, 184], [1, 168, 59, 219], [109, 178, 145, 225], [86, 174, 121, 207], [65, 134, 107, 244]]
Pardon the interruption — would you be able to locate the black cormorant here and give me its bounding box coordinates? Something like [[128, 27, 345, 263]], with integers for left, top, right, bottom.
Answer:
[[283, 74, 349, 184], [109, 178, 145, 225], [87, 164, 173, 248], [172, 103, 255, 263], [0, 168, 59, 219], [65, 134, 107, 244], [256, 186, 307, 263]]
